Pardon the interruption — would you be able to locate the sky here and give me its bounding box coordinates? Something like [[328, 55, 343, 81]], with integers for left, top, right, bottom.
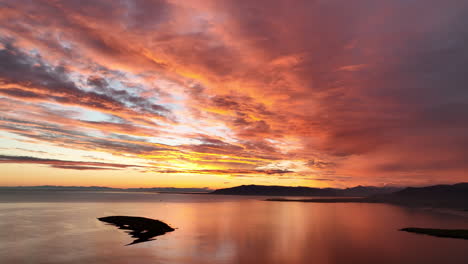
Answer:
[[1, 0, 468, 188]]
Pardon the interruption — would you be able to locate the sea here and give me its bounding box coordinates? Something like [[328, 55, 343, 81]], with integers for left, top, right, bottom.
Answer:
[[0, 190, 467, 264]]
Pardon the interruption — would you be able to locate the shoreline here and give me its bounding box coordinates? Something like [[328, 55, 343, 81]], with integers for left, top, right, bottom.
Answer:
[[266, 197, 468, 218]]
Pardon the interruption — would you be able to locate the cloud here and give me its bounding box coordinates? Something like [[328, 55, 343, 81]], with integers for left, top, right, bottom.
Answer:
[[0, 117, 171, 155], [1, 0, 468, 186], [0, 40, 171, 123], [50, 165, 119, 170], [310, 179, 335, 182], [0, 155, 143, 170], [153, 169, 293, 175]]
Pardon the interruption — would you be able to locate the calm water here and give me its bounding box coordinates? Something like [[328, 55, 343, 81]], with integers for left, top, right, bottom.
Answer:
[[0, 191, 467, 264]]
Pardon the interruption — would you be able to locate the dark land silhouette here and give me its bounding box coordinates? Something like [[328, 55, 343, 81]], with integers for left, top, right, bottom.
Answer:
[[400, 228, 468, 240], [98, 216, 175, 245], [369, 183, 468, 209], [211, 184, 401, 197], [267, 197, 369, 203], [264, 183, 468, 210], [0, 186, 211, 193]]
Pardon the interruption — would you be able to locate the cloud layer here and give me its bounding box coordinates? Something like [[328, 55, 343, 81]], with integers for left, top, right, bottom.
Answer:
[[1, 0, 468, 186]]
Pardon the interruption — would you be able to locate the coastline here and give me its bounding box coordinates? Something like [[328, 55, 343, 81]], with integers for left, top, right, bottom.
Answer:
[[265, 197, 468, 218]]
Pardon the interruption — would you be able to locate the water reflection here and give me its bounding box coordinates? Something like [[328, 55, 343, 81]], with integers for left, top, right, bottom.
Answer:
[[0, 192, 467, 264]]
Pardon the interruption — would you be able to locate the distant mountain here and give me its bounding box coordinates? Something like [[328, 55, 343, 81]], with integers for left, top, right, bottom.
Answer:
[[211, 185, 337, 196], [124, 187, 212, 193], [341, 185, 402, 197], [0, 186, 115, 191], [211, 184, 401, 197], [263, 183, 468, 210], [369, 183, 468, 209], [0, 186, 212, 193]]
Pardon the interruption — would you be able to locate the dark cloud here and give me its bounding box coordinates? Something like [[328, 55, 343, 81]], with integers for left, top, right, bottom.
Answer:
[[0, 88, 47, 99], [50, 165, 119, 170], [0, 155, 142, 170], [154, 169, 293, 175], [310, 179, 335, 182], [182, 136, 244, 156], [307, 160, 335, 169], [86, 75, 170, 116], [181, 136, 281, 161]]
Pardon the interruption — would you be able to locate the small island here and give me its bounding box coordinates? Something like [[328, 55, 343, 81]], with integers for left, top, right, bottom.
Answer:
[[400, 227, 468, 240], [98, 216, 175, 245], [266, 198, 369, 203]]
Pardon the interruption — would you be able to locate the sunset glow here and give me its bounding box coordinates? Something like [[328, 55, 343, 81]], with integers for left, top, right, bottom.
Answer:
[[1, 0, 468, 188]]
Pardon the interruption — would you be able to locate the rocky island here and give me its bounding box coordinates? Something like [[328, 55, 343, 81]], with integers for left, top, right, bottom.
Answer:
[[98, 216, 175, 245]]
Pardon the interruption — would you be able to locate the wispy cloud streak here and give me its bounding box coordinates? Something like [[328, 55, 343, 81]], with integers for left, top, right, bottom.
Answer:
[[0, 155, 142, 170]]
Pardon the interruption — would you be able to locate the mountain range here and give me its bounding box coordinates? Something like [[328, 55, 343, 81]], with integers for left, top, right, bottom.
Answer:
[[369, 182, 468, 209], [210, 184, 401, 197], [0, 185, 212, 193]]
